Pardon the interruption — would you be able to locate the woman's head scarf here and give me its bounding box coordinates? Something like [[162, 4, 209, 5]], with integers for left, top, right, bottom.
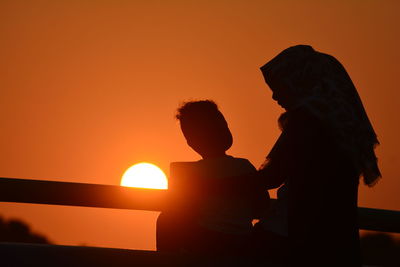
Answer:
[[260, 45, 381, 186]]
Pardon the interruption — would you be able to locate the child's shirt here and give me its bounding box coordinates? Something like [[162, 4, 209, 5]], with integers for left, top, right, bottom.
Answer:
[[170, 155, 257, 235]]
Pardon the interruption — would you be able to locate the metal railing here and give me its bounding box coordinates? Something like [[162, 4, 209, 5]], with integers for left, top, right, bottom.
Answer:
[[1, 177, 399, 266], [1, 177, 399, 233]]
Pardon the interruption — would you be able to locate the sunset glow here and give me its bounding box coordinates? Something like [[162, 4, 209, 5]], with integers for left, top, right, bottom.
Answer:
[[120, 163, 168, 189], [1, 0, 399, 252]]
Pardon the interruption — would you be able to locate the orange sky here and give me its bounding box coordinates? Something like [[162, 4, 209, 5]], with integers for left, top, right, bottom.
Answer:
[[1, 1, 399, 250]]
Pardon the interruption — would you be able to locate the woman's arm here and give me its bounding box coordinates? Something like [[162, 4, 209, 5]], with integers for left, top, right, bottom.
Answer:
[[257, 164, 285, 189], [256, 130, 292, 189]]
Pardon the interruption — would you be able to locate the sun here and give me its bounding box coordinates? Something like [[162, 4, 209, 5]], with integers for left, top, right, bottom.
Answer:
[[120, 162, 168, 189]]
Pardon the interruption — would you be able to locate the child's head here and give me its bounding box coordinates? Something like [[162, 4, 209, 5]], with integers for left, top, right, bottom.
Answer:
[[176, 100, 233, 159]]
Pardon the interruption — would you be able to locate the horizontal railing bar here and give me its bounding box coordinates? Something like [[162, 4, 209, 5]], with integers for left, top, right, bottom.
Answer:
[[0, 177, 168, 211], [1, 177, 399, 233], [1, 242, 398, 266], [358, 207, 400, 233], [0, 243, 182, 266]]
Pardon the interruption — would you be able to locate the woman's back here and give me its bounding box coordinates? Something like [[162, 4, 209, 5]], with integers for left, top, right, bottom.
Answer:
[[280, 107, 360, 265]]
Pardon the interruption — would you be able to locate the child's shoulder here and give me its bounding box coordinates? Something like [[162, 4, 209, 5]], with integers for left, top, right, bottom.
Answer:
[[170, 156, 256, 180], [228, 156, 255, 167], [225, 156, 257, 174], [190, 156, 256, 178]]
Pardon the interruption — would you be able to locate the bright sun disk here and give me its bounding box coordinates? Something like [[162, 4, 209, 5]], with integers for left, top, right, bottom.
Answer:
[[120, 162, 168, 189]]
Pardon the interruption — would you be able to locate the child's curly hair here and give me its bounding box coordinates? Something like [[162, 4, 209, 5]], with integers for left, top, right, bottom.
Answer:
[[176, 100, 233, 154]]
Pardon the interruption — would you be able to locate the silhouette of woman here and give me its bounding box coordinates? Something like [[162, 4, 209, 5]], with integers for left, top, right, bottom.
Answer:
[[253, 45, 381, 266]]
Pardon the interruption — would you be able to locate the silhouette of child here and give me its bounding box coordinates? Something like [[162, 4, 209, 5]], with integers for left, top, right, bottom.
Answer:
[[157, 100, 266, 257]]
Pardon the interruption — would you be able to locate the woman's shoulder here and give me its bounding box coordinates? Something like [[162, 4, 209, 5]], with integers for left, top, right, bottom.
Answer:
[[280, 107, 329, 142]]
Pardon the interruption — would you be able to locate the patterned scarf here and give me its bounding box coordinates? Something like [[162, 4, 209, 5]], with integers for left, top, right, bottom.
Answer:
[[260, 45, 381, 186]]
